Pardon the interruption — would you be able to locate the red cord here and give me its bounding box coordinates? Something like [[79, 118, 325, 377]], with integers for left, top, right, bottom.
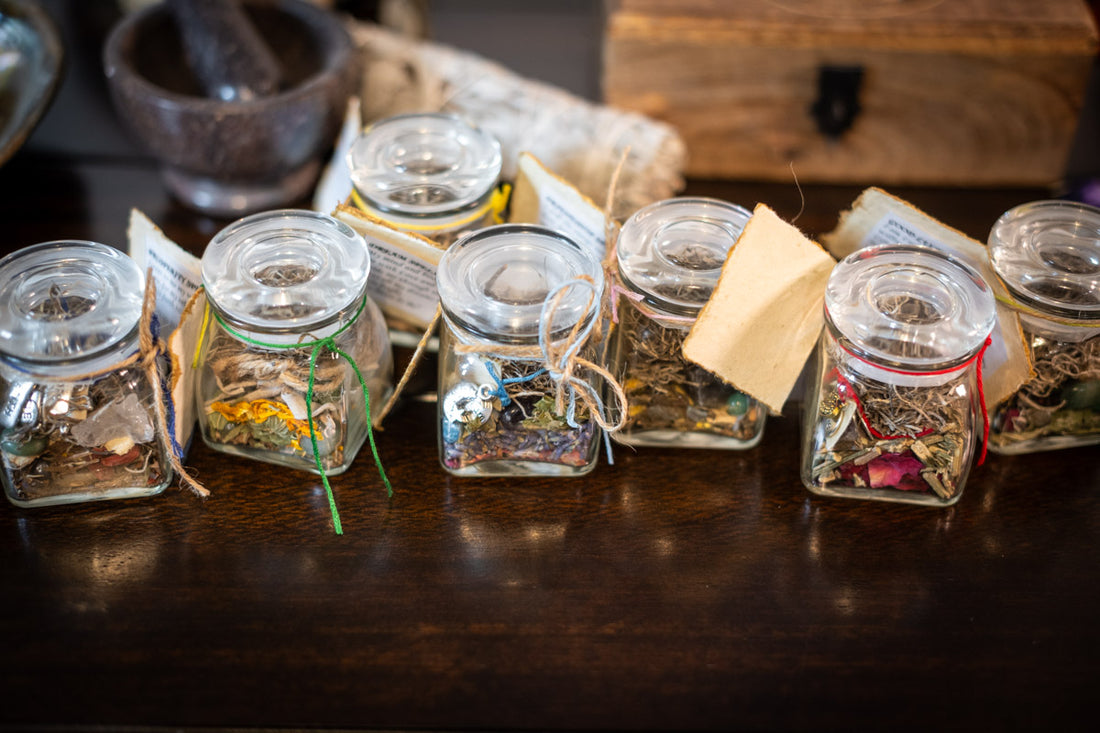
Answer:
[[827, 335, 993, 464]]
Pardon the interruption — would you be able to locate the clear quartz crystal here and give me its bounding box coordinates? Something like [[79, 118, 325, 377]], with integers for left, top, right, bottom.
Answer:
[[0, 241, 171, 507], [196, 210, 393, 474], [608, 197, 766, 448], [801, 243, 995, 506], [987, 200, 1100, 453], [436, 224, 603, 476]]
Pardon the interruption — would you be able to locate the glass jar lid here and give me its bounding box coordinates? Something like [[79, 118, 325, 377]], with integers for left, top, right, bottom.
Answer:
[[0, 241, 144, 364], [617, 197, 750, 314], [987, 200, 1100, 320], [825, 243, 995, 370], [347, 113, 502, 219], [202, 209, 369, 333], [437, 224, 603, 342]]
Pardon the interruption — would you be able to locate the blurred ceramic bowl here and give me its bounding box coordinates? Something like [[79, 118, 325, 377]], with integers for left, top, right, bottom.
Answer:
[[103, 0, 359, 217], [0, 0, 64, 167]]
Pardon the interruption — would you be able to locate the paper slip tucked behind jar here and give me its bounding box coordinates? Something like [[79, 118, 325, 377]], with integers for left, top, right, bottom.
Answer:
[[608, 197, 765, 448], [346, 113, 504, 248], [803, 244, 996, 507], [0, 242, 172, 507], [195, 210, 393, 475], [987, 200, 1100, 453], [436, 224, 620, 476]]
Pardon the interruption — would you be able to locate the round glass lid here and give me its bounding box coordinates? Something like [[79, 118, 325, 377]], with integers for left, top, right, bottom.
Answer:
[[202, 209, 369, 331], [617, 197, 750, 313], [437, 224, 603, 341], [347, 113, 502, 218], [0, 241, 144, 363], [987, 200, 1100, 320], [825, 243, 996, 370]]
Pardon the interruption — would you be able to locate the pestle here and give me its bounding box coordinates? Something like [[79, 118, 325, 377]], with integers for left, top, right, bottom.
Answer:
[[166, 0, 283, 102]]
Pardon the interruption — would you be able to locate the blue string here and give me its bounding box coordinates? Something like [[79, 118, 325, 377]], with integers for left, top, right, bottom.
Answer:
[[484, 360, 547, 407]]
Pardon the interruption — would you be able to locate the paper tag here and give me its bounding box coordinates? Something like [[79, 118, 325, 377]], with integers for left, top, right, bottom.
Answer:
[[166, 288, 207, 453], [127, 209, 203, 334], [334, 204, 446, 330], [510, 152, 607, 261], [683, 204, 836, 414], [822, 187, 1032, 406], [312, 96, 362, 215]]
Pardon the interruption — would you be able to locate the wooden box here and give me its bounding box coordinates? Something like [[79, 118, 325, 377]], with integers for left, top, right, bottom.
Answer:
[[603, 0, 1099, 185]]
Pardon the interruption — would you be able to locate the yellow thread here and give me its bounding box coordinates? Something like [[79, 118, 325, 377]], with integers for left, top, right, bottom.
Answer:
[[350, 183, 511, 232], [995, 292, 1100, 328], [192, 299, 211, 369]]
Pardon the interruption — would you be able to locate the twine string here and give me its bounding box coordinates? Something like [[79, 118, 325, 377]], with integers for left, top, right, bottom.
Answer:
[[212, 296, 391, 535], [139, 273, 210, 498], [453, 276, 627, 436]]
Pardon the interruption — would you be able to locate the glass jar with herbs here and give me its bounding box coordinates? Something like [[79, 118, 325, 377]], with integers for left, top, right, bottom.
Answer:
[[195, 210, 393, 475], [986, 200, 1100, 453], [346, 112, 504, 248], [802, 243, 996, 506], [436, 224, 617, 476], [0, 241, 172, 507], [607, 197, 765, 448]]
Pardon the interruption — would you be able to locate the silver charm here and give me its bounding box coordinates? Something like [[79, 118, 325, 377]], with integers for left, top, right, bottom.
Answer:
[[1, 382, 38, 430], [442, 381, 495, 424]]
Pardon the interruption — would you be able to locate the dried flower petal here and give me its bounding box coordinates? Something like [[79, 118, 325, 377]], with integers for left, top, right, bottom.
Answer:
[[866, 452, 924, 489]]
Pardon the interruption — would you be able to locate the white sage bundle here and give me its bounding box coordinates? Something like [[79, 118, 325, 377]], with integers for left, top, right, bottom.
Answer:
[[347, 21, 687, 220]]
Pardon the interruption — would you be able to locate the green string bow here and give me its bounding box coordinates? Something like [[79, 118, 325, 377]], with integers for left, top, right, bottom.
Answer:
[[212, 296, 391, 535]]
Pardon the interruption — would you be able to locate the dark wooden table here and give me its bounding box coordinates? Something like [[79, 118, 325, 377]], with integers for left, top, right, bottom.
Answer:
[[1, 147, 1097, 731]]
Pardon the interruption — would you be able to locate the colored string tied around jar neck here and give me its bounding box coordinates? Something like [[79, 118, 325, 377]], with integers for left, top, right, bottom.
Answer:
[[350, 182, 513, 232], [831, 334, 994, 465], [211, 295, 391, 535], [608, 280, 698, 326], [453, 275, 628, 462]]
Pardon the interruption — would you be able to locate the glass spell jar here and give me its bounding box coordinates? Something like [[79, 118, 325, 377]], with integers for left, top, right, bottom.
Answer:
[[436, 224, 605, 476], [195, 210, 393, 474], [802, 243, 996, 506], [0, 241, 171, 507], [347, 113, 503, 247], [607, 197, 765, 448], [987, 200, 1100, 453]]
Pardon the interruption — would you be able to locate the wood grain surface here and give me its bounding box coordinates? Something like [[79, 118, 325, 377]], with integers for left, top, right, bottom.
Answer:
[[1, 152, 1096, 731], [604, 0, 1098, 185]]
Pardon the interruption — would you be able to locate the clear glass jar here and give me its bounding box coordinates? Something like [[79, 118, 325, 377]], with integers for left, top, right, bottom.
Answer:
[[436, 224, 604, 476], [987, 200, 1100, 453], [0, 241, 171, 507], [195, 210, 393, 474], [607, 197, 765, 448], [347, 113, 503, 248], [801, 243, 996, 506]]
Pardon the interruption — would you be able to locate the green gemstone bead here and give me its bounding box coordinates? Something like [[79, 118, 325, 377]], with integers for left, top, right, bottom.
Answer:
[[1062, 380, 1100, 411], [1, 434, 47, 458], [726, 392, 750, 416]]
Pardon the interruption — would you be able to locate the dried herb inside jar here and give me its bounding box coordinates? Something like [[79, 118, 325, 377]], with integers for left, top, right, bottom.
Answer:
[[441, 357, 596, 469], [0, 371, 166, 502], [615, 295, 761, 439], [200, 324, 350, 465], [991, 334, 1100, 446], [809, 371, 969, 500]]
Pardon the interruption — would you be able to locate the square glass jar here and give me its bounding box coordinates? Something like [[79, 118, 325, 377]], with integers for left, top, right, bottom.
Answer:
[[195, 210, 393, 474], [801, 243, 996, 506], [436, 224, 605, 476], [0, 241, 171, 507]]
